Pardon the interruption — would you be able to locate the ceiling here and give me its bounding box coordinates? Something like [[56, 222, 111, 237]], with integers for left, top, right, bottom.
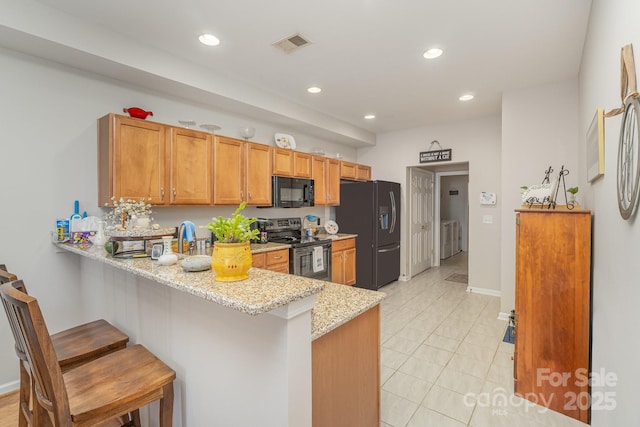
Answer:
[[2, 0, 591, 146]]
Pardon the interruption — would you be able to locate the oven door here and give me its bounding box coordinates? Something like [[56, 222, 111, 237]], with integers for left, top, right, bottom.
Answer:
[[290, 243, 331, 281]]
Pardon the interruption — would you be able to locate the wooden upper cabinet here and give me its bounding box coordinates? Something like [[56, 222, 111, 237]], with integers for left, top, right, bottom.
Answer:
[[340, 161, 358, 180], [168, 127, 213, 205], [293, 152, 312, 178], [273, 147, 294, 176], [98, 114, 166, 206], [312, 156, 327, 205], [356, 164, 371, 181], [326, 159, 340, 205], [213, 136, 244, 205], [313, 157, 340, 206], [245, 142, 272, 205]]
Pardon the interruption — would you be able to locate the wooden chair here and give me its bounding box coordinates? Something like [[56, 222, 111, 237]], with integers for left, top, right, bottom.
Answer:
[[1, 280, 176, 427], [1, 265, 131, 426]]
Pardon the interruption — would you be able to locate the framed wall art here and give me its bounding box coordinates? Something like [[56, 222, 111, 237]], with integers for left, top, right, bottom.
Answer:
[[587, 107, 605, 183]]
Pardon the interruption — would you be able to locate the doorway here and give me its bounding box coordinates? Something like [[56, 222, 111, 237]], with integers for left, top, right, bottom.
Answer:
[[406, 164, 469, 279]]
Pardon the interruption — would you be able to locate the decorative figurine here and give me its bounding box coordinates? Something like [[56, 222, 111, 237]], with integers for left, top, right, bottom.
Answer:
[[123, 107, 153, 119]]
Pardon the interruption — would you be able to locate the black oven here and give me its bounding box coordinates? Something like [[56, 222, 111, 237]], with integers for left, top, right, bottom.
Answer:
[[290, 241, 332, 281], [271, 176, 314, 208]]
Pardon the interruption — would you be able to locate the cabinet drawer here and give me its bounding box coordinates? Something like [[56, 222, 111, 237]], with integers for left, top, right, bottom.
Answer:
[[332, 238, 355, 252], [266, 249, 289, 266]]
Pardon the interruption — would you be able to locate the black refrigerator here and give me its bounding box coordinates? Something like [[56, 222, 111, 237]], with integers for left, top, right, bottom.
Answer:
[[335, 180, 401, 290]]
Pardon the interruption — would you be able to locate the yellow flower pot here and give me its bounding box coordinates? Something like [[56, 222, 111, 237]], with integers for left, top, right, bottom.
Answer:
[[211, 241, 252, 282]]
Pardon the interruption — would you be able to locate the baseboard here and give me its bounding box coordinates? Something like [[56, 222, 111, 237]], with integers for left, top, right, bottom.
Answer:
[[465, 286, 501, 297], [0, 380, 19, 395]]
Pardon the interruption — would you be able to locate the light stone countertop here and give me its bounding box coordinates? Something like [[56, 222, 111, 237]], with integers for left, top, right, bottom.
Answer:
[[316, 233, 357, 241], [249, 242, 291, 253], [58, 242, 384, 339]]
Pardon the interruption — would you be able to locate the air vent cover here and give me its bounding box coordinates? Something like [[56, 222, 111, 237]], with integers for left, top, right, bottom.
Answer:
[[272, 33, 312, 53]]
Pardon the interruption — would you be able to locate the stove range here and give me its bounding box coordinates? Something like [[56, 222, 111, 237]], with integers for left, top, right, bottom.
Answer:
[[259, 217, 332, 281]]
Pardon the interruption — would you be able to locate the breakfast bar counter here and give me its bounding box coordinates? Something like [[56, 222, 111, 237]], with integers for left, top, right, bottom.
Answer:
[[57, 243, 384, 427]]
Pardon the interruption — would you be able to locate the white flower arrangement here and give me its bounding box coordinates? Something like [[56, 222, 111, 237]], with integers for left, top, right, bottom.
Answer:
[[104, 197, 153, 229]]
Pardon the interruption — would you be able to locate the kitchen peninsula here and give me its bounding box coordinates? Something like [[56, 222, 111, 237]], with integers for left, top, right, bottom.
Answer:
[[57, 243, 384, 427]]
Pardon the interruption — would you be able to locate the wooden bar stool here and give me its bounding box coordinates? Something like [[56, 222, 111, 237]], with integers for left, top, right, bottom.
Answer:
[[1, 280, 176, 427], [0, 266, 130, 425]]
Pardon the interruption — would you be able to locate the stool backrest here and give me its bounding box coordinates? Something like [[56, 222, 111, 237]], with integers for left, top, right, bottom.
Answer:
[[0, 265, 18, 284], [0, 281, 72, 422]]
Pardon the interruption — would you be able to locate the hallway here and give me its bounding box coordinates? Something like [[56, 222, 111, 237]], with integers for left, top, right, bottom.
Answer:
[[379, 252, 587, 426]]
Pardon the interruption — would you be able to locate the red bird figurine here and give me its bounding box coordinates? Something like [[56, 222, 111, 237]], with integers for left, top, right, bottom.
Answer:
[[123, 107, 153, 119]]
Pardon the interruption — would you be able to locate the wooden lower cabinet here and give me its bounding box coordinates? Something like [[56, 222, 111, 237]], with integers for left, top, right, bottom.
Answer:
[[252, 249, 289, 273], [331, 238, 356, 285], [312, 305, 380, 427], [514, 209, 591, 423]]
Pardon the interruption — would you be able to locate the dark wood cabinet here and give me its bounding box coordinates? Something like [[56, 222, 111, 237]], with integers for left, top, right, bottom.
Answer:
[[514, 209, 591, 423]]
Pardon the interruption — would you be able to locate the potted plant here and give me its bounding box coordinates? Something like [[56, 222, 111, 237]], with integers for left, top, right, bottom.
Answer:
[[567, 187, 579, 206], [204, 202, 260, 282]]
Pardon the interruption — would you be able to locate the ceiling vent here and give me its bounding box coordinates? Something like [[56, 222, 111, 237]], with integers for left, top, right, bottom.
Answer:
[[272, 33, 312, 54]]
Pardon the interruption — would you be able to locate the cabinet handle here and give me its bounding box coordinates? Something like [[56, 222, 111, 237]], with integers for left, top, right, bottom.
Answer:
[[248, 191, 252, 200], [161, 188, 165, 202], [173, 188, 177, 201], [240, 191, 244, 201], [273, 256, 282, 260]]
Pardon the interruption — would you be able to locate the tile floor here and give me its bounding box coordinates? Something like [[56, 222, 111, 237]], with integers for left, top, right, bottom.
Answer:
[[379, 252, 589, 427]]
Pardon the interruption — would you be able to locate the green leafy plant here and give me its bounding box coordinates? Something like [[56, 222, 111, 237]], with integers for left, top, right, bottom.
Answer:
[[204, 202, 260, 243], [567, 186, 579, 204]]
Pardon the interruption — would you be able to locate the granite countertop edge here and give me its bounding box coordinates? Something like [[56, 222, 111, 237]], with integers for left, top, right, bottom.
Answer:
[[58, 242, 385, 339]]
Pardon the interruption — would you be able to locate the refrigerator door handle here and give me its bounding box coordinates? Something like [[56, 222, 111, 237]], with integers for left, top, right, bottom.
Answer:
[[378, 244, 400, 253], [389, 191, 396, 234]]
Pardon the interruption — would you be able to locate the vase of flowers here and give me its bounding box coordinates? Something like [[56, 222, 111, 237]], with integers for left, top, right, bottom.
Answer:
[[104, 197, 153, 230], [204, 202, 260, 282]]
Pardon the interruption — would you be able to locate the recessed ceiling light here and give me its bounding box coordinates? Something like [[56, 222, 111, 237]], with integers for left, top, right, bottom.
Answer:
[[459, 94, 474, 101], [364, 114, 376, 120], [307, 86, 322, 94], [423, 48, 443, 59], [199, 33, 220, 46]]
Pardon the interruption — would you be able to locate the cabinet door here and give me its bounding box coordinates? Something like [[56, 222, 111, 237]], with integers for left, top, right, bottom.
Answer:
[[273, 148, 294, 176], [356, 164, 371, 181], [340, 161, 357, 180], [245, 142, 272, 206], [294, 152, 312, 178], [331, 250, 344, 284], [169, 127, 213, 205], [312, 156, 327, 205], [343, 247, 356, 286], [252, 252, 266, 269], [515, 210, 591, 423], [326, 159, 341, 205], [100, 114, 166, 205], [213, 136, 244, 205]]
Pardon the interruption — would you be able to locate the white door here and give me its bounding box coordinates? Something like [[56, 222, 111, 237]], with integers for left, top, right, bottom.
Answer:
[[408, 168, 434, 278]]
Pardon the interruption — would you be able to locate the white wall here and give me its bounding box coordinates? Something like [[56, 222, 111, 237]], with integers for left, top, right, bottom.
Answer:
[[357, 116, 502, 293], [499, 79, 580, 315], [0, 46, 354, 388], [579, 0, 640, 425]]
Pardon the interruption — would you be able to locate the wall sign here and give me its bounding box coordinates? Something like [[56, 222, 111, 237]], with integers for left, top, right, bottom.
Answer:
[[419, 149, 452, 163]]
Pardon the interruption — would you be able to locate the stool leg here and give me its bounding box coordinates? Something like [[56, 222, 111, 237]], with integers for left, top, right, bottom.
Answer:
[[18, 362, 29, 427], [130, 409, 141, 427], [159, 383, 174, 427]]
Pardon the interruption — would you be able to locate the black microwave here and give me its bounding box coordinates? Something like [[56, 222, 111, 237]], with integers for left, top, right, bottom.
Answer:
[[271, 176, 314, 208]]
